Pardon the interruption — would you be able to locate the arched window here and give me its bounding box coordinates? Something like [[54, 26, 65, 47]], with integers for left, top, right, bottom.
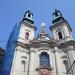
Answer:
[[63, 60, 69, 73], [28, 13, 31, 17], [21, 60, 26, 72], [39, 52, 50, 66], [25, 32, 29, 40], [58, 31, 62, 39]]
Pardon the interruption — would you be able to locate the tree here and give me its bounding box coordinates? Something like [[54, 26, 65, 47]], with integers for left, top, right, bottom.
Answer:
[[0, 48, 5, 70]]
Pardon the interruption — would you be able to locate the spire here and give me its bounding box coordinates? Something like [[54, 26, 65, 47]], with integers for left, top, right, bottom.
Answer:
[[22, 9, 34, 24], [52, 9, 64, 24]]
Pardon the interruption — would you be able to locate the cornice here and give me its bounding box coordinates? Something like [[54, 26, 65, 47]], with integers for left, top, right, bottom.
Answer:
[[30, 39, 58, 48], [58, 40, 75, 48], [36, 65, 52, 70], [50, 19, 72, 32], [16, 41, 30, 49], [21, 21, 37, 31]]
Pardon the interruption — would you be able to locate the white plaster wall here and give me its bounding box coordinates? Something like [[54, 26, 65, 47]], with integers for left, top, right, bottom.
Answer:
[[52, 25, 64, 40], [52, 29, 58, 40], [63, 24, 73, 41], [10, 45, 73, 75], [59, 52, 70, 75], [17, 24, 35, 44], [63, 24, 69, 37], [53, 47, 71, 75], [10, 46, 29, 75], [52, 23, 73, 42]]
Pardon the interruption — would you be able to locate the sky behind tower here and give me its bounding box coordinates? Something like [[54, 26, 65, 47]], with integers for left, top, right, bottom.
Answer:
[[0, 0, 75, 48]]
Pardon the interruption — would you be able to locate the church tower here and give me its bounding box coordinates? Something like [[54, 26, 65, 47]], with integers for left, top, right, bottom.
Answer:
[[17, 9, 36, 44], [50, 9, 73, 44], [49, 9, 75, 75], [10, 10, 36, 75]]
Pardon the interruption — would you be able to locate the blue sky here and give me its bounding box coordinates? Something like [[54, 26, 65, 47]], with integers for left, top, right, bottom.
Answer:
[[0, 0, 75, 48]]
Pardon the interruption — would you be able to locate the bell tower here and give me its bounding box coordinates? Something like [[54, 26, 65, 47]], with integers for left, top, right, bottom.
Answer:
[[17, 9, 36, 44], [10, 10, 36, 75], [50, 9, 73, 44], [22, 9, 34, 24]]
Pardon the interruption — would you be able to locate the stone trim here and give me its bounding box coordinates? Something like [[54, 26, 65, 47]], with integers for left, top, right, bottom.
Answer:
[[36, 65, 52, 70], [58, 40, 75, 48], [16, 41, 30, 49], [21, 21, 37, 31], [50, 20, 72, 32]]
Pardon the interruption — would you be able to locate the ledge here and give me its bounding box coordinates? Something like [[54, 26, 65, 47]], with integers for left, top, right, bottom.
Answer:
[[36, 65, 52, 71]]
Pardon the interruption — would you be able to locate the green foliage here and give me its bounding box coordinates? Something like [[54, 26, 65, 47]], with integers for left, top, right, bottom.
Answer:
[[0, 48, 5, 65]]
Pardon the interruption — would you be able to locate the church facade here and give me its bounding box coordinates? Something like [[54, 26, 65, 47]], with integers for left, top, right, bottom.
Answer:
[[1, 9, 75, 75]]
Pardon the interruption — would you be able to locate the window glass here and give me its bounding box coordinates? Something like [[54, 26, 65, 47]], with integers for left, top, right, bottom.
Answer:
[[25, 32, 29, 40], [28, 13, 31, 17], [40, 52, 49, 66], [63, 60, 69, 73], [21, 60, 26, 72], [58, 32, 62, 39]]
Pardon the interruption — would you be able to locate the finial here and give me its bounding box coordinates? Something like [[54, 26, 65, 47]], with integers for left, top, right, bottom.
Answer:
[[26, 9, 31, 13], [55, 9, 58, 12], [41, 23, 46, 33], [24, 9, 33, 18], [41, 23, 45, 27], [26, 9, 33, 16], [22, 9, 34, 24], [52, 9, 64, 24]]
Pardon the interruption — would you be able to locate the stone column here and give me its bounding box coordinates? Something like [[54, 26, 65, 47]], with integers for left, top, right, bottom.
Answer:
[[54, 47, 62, 75], [29, 48, 35, 75]]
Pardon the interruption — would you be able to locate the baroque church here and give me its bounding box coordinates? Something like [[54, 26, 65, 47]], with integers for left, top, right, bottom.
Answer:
[[1, 9, 75, 75]]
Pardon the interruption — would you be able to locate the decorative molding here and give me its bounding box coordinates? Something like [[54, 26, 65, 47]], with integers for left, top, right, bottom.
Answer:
[[25, 29, 31, 32], [21, 56, 27, 59], [36, 65, 52, 71], [50, 20, 72, 32], [21, 21, 37, 31], [16, 41, 30, 49]]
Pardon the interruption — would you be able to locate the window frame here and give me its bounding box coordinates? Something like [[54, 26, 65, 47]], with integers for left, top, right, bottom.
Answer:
[[58, 31, 63, 39], [39, 52, 50, 66], [25, 32, 29, 40], [63, 60, 69, 73]]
